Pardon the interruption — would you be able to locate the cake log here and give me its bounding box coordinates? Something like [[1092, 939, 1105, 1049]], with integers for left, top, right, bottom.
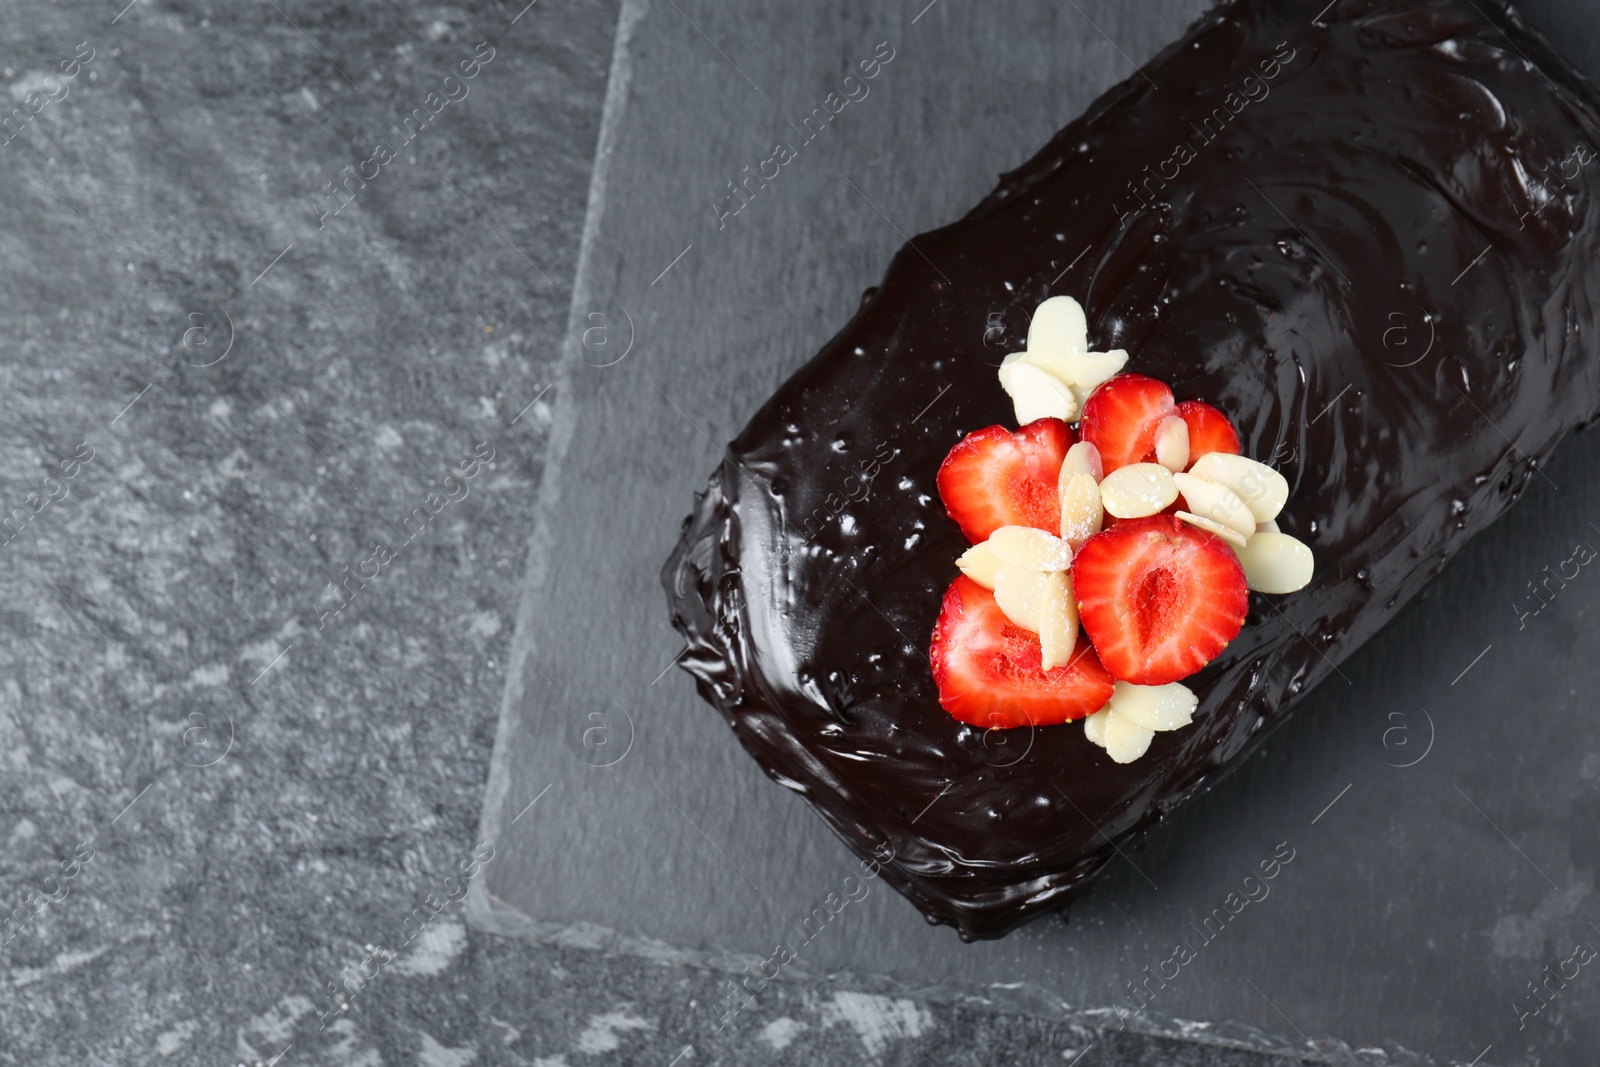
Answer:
[[663, 0, 1600, 938]]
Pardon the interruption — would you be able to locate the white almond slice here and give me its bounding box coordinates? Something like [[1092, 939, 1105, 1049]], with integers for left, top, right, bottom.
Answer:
[[1102, 710, 1156, 764], [986, 526, 1074, 572], [992, 564, 1049, 633], [1171, 472, 1256, 538], [1099, 463, 1179, 519], [999, 358, 1079, 425], [1059, 472, 1104, 549], [1069, 382, 1098, 413], [1025, 295, 1089, 359], [1189, 453, 1289, 523], [1109, 680, 1197, 732], [1037, 571, 1079, 670], [956, 542, 1004, 589], [1175, 511, 1248, 550], [1236, 531, 1315, 594], [1082, 707, 1111, 747], [1256, 519, 1279, 534], [1016, 347, 1076, 384], [1154, 415, 1190, 473], [1065, 347, 1129, 393], [1059, 440, 1104, 483]]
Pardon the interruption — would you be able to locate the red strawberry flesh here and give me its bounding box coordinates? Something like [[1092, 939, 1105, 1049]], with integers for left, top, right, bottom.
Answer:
[[936, 419, 1073, 543], [1071, 515, 1248, 685], [1175, 399, 1242, 465], [930, 575, 1114, 728], [1079, 374, 1176, 472]]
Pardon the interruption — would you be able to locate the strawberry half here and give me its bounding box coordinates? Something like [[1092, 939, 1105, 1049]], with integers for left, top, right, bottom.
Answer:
[[1176, 400, 1241, 465], [936, 419, 1074, 543], [1079, 374, 1176, 473], [1103, 497, 1183, 532], [930, 575, 1114, 728], [1072, 514, 1248, 685]]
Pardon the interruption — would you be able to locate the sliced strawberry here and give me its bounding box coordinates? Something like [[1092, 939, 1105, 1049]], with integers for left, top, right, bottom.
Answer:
[[1072, 514, 1248, 685], [1104, 496, 1184, 531], [1079, 374, 1176, 473], [1176, 399, 1241, 465], [930, 576, 1114, 728], [936, 419, 1074, 543]]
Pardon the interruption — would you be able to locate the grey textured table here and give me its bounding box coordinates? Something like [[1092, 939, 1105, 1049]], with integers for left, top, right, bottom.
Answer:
[[0, 1, 1302, 1065], [477, 0, 1600, 1065], [0, 0, 627, 1064], [3, 0, 1597, 1065]]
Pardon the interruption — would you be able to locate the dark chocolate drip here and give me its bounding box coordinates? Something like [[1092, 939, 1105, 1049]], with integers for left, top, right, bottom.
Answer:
[[663, 0, 1600, 939]]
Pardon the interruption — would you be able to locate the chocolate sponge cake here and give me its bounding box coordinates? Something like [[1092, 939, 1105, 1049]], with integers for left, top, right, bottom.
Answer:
[[663, 0, 1600, 939]]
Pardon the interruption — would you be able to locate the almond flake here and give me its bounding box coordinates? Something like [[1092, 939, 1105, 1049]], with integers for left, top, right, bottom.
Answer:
[[999, 357, 1079, 424], [1154, 415, 1190, 472], [1016, 347, 1075, 384], [1172, 472, 1256, 537], [1059, 440, 1104, 483], [1083, 707, 1111, 747], [955, 542, 1003, 589], [992, 564, 1049, 633], [1037, 570, 1078, 670], [1102, 710, 1156, 763], [1025, 295, 1089, 359], [987, 526, 1073, 572], [1236, 531, 1314, 594], [1175, 510, 1248, 549], [1099, 463, 1179, 519], [1109, 680, 1197, 731], [1065, 348, 1129, 393], [1059, 472, 1104, 548], [1189, 452, 1289, 523]]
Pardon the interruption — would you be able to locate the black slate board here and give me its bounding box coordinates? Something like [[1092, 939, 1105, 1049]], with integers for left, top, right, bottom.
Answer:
[[477, 1, 1600, 1061]]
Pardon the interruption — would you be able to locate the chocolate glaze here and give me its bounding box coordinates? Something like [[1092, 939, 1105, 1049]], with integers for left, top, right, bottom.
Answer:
[[662, 0, 1600, 939]]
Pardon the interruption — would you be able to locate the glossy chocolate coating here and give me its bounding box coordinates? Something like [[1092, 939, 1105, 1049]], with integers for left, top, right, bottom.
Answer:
[[662, 0, 1600, 939]]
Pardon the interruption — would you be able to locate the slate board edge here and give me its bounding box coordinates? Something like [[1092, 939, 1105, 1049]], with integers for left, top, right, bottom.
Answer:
[[469, 2, 1452, 1063], [474, 0, 647, 869], [470, 883, 1445, 1066]]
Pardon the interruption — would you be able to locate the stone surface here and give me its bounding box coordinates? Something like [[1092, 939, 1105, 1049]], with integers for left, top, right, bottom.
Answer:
[[2, 0, 1588, 1063], [0, 0, 619, 1063], [479, 0, 1600, 1064], [0, 2, 1307, 1065]]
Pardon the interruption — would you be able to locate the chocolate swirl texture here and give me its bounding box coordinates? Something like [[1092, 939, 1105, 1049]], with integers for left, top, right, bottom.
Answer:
[[662, 0, 1600, 938]]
